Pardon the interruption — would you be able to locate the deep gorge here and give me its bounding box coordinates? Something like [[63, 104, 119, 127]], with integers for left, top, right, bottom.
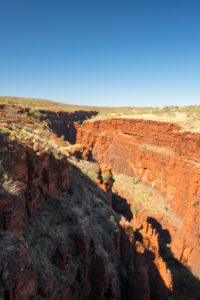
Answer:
[[0, 106, 200, 299]]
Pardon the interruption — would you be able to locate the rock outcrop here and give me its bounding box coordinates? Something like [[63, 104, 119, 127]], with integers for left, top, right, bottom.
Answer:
[[67, 144, 93, 161], [96, 164, 114, 202]]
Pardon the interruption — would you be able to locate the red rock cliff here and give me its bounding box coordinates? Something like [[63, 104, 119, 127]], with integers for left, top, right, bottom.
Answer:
[[76, 118, 200, 276]]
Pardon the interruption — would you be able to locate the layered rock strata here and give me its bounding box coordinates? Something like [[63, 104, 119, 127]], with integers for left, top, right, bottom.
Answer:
[[76, 118, 200, 276]]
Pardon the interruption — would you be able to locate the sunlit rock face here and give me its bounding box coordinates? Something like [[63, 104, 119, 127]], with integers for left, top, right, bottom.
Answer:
[[76, 118, 200, 277]]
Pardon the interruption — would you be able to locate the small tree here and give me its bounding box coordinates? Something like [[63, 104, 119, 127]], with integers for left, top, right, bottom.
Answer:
[[102, 173, 110, 184]]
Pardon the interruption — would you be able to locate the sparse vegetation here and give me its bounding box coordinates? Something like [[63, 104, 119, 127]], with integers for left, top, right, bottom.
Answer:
[[102, 173, 111, 183], [103, 215, 119, 236], [113, 172, 182, 229], [140, 145, 146, 153], [32, 110, 42, 119], [0, 165, 5, 176], [193, 199, 199, 207], [2, 173, 9, 181], [1, 97, 200, 133], [131, 205, 139, 217], [133, 176, 139, 184]]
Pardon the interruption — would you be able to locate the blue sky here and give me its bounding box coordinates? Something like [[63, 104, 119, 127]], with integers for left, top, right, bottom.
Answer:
[[0, 0, 200, 107]]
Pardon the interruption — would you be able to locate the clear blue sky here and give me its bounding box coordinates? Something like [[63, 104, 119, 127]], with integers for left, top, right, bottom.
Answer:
[[0, 0, 200, 107]]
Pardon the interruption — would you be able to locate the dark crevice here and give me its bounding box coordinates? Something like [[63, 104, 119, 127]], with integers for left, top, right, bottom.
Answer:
[[38, 110, 98, 144], [112, 193, 133, 221]]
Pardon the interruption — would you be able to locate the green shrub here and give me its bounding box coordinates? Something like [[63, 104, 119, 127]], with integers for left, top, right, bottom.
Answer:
[[164, 206, 169, 212], [3, 173, 9, 181], [32, 110, 42, 119], [0, 127, 10, 134], [133, 176, 139, 184], [193, 199, 199, 207], [102, 173, 110, 183], [0, 165, 5, 175], [140, 145, 146, 153]]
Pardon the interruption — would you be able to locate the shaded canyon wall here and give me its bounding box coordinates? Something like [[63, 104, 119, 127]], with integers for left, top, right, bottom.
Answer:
[[39, 110, 98, 144]]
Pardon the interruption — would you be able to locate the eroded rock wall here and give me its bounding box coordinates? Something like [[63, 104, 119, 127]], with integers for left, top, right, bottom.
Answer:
[[0, 132, 69, 299], [76, 118, 200, 276], [0, 133, 69, 234]]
